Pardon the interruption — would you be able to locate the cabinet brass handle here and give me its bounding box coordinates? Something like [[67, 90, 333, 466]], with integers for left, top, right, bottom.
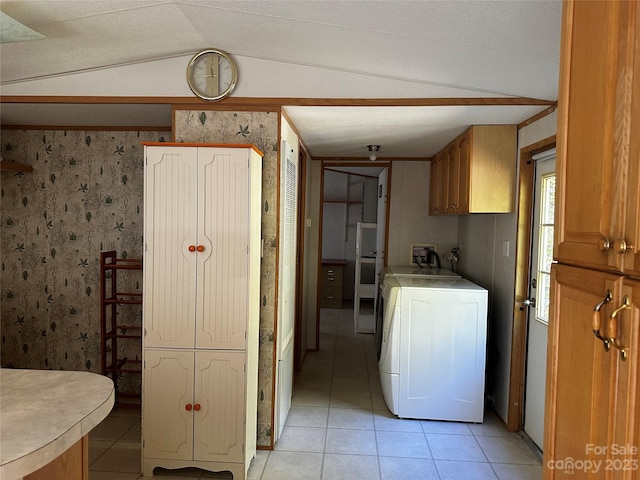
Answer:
[[188, 245, 196, 252], [597, 237, 611, 252], [592, 290, 612, 350], [613, 239, 633, 254], [197, 245, 205, 252], [194, 403, 201, 411], [185, 403, 193, 411], [608, 295, 631, 361]]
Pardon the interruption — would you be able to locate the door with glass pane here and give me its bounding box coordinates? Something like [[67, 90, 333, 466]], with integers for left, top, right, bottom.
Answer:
[[523, 152, 555, 450]]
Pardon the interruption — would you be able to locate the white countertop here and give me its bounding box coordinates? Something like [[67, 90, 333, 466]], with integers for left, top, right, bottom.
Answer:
[[0, 368, 114, 479]]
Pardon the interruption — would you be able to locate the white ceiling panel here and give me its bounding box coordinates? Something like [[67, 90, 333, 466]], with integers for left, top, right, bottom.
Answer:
[[0, 0, 562, 158]]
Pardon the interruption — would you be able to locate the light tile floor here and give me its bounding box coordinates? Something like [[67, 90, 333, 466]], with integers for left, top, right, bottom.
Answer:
[[89, 307, 542, 479]]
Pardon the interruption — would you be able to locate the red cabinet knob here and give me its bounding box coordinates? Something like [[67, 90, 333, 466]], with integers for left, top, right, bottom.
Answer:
[[194, 403, 201, 411], [185, 403, 193, 411], [196, 245, 205, 252], [188, 245, 196, 252]]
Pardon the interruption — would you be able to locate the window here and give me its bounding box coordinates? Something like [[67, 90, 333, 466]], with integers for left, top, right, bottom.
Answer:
[[536, 173, 555, 324]]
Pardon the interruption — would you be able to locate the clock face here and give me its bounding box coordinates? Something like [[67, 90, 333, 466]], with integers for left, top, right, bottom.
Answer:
[[187, 49, 237, 101]]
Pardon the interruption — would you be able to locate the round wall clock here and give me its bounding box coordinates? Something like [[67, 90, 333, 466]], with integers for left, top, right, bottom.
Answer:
[[186, 48, 238, 101]]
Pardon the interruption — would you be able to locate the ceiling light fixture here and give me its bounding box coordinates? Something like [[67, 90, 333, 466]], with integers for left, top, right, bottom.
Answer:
[[367, 144, 380, 161]]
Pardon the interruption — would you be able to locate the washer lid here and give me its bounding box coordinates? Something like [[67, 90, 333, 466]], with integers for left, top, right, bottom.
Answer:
[[393, 276, 486, 292], [382, 266, 461, 279]]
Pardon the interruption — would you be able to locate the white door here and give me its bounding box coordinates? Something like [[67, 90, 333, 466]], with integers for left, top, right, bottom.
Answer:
[[523, 149, 556, 450], [144, 147, 198, 348], [275, 141, 298, 440]]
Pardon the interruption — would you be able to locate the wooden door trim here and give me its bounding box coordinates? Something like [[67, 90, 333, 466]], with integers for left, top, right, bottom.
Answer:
[[507, 135, 556, 432], [294, 146, 308, 371]]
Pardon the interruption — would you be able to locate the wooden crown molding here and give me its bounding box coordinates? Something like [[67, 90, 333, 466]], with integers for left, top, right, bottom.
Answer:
[[1, 95, 556, 108]]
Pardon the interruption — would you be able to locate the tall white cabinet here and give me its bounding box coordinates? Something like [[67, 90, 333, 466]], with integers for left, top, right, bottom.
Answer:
[[141, 144, 262, 479]]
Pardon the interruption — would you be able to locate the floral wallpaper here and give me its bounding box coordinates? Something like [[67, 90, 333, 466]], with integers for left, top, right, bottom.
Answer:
[[1, 130, 168, 377], [174, 109, 279, 448]]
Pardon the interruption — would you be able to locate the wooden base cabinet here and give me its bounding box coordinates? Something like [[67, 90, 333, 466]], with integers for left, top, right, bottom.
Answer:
[[142, 144, 262, 479], [545, 265, 639, 479]]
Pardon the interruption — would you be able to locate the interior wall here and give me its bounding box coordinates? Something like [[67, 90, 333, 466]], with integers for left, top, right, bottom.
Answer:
[[0, 129, 169, 374], [387, 160, 459, 266], [456, 111, 558, 423], [174, 109, 279, 447]]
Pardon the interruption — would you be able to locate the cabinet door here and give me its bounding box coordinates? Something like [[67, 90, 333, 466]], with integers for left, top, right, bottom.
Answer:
[[445, 143, 460, 214], [555, 0, 636, 273], [609, 278, 640, 479], [196, 148, 251, 350], [193, 351, 245, 463], [429, 154, 439, 215], [623, 2, 640, 278], [444, 134, 470, 214], [429, 151, 447, 215], [144, 147, 198, 348], [544, 264, 623, 479], [143, 349, 194, 460], [455, 131, 470, 213]]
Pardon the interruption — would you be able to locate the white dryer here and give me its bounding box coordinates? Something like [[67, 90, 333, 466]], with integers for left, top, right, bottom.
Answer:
[[375, 266, 460, 357], [378, 276, 488, 422]]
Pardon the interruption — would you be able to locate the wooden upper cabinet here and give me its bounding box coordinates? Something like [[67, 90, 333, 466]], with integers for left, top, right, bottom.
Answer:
[[555, 0, 640, 276], [429, 125, 516, 215]]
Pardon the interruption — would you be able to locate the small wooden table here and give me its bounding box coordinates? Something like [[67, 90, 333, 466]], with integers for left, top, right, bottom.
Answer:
[[0, 369, 114, 480]]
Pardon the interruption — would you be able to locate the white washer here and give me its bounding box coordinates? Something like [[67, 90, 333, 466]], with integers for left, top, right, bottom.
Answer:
[[378, 276, 488, 422]]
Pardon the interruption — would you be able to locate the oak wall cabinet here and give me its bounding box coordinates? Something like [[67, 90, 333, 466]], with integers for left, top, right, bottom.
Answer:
[[141, 144, 262, 480], [545, 2, 639, 478], [429, 125, 516, 215]]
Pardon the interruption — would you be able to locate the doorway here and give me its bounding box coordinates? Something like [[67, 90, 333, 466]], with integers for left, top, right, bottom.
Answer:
[[523, 148, 556, 450], [317, 163, 389, 350], [508, 135, 556, 436]]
